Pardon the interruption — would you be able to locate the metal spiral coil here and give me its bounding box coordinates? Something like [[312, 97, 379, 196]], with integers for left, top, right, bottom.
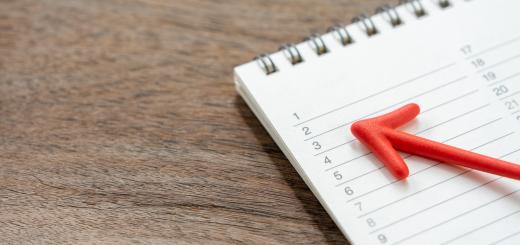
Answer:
[[253, 0, 454, 75], [306, 34, 329, 56], [280, 43, 304, 65], [328, 25, 353, 46], [400, 0, 427, 17], [352, 14, 378, 36], [376, 4, 402, 27], [255, 54, 277, 75], [438, 0, 451, 8]]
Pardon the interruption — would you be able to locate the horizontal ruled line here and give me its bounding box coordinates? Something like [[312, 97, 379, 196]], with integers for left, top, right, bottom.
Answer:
[[383, 147, 520, 244], [392, 189, 520, 245], [500, 147, 520, 159], [477, 53, 520, 73], [441, 210, 520, 245], [316, 88, 478, 158], [325, 103, 490, 171], [359, 171, 469, 218], [293, 63, 456, 127], [420, 89, 479, 114], [355, 131, 515, 218], [499, 89, 520, 101], [417, 103, 490, 134], [441, 117, 503, 144], [370, 146, 520, 237], [305, 76, 467, 142], [369, 178, 501, 235], [324, 151, 370, 171], [466, 34, 520, 60], [335, 164, 384, 187], [487, 71, 520, 87], [489, 229, 520, 245], [314, 139, 357, 157], [337, 117, 502, 188]]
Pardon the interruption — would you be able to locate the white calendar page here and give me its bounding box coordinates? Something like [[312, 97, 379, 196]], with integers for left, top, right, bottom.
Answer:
[[234, 0, 520, 244]]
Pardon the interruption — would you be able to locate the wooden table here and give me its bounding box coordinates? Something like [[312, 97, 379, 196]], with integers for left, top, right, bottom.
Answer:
[[0, 0, 387, 243]]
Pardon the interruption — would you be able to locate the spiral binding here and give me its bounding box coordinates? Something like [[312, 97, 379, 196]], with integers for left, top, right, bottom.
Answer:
[[306, 34, 329, 56], [376, 4, 402, 27], [254, 0, 453, 75], [328, 25, 354, 46], [280, 43, 304, 65], [352, 14, 379, 36], [400, 0, 427, 17]]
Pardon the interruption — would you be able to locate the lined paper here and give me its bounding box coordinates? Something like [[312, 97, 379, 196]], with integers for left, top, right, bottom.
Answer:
[[235, 0, 520, 244]]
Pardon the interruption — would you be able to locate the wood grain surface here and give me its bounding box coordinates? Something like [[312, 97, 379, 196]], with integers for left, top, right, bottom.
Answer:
[[0, 0, 388, 243]]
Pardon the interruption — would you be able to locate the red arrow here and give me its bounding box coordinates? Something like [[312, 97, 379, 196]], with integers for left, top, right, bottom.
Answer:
[[351, 103, 520, 181]]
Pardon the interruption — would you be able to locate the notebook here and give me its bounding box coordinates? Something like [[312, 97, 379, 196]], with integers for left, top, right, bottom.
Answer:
[[234, 0, 520, 244]]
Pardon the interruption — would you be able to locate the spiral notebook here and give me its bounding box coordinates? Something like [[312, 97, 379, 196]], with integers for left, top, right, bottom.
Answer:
[[234, 0, 520, 244]]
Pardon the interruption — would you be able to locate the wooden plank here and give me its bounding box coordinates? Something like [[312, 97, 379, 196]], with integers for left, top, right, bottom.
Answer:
[[0, 0, 387, 243]]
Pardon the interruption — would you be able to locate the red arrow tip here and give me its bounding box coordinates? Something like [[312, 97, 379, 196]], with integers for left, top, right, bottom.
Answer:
[[351, 103, 520, 181], [351, 104, 420, 180]]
